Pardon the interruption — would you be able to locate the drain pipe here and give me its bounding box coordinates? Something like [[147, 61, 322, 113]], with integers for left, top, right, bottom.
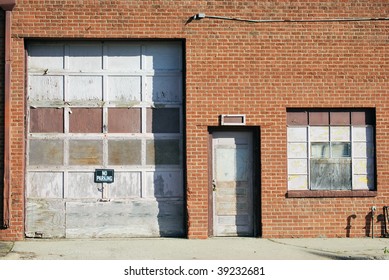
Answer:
[[0, 0, 15, 229]]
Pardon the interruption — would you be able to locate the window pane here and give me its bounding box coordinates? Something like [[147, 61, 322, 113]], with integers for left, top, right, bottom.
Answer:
[[287, 127, 307, 142], [69, 140, 103, 165], [288, 143, 307, 158], [309, 112, 329, 125], [310, 158, 351, 190], [330, 112, 350, 125], [108, 140, 141, 165], [69, 108, 102, 133], [288, 175, 308, 190], [330, 126, 350, 141], [288, 159, 307, 174], [287, 111, 308, 125], [108, 108, 141, 133], [29, 140, 64, 165], [67, 76, 103, 101], [146, 139, 180, 165], [353, 142, 374, 158], [332, 142, 351, 158], [310, 126, 329, 141], [311, 143, 330, 158], [146, 108, 180, 133], [353, 126, 374, 142], [30, 108, 64, 133]]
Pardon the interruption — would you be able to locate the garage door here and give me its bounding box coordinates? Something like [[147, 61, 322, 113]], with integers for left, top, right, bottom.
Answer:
[[25, 41, 185, 238]]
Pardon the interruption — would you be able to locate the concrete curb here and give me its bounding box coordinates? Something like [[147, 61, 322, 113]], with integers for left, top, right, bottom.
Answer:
[[0, 242, 13, 258]]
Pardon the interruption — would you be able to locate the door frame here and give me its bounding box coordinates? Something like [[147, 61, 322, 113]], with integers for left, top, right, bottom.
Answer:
[[208, 126, 261, 237]]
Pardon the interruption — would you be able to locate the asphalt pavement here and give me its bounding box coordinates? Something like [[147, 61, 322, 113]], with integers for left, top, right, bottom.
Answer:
[[1, 237, 389, 260]]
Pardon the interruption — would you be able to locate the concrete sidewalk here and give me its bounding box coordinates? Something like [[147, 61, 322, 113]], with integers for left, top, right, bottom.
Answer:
[[1, 237, 389, 260]]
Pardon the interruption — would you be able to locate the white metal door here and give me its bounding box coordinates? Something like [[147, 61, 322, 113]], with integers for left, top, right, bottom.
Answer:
[[212, 131, 254, 236]]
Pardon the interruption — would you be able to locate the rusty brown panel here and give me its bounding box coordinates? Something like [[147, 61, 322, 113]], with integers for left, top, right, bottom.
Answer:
[[351, 110, 375, 125], [146, 139, 180, 165], [330, 112, 350, 125], [309, 112, 329, 125], [29, 140, 64, 165], [286, 111, 307, 125], [69, 140, 103, 165], [146, 108, 180, 133], [108, 140, 141, 165], [30, 108, 64, 133], [69, 108, 102, 133], [108, 108, 141, 133]]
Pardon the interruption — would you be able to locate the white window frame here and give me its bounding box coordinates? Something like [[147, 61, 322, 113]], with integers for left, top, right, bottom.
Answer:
[[287, 117, 375, 191]]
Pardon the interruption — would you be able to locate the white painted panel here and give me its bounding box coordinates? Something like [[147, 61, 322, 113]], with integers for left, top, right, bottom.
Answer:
[[288, 159, 307, 174], [353, 174, 375, 190], [145, 75, 182, 103], [68, 44, 103, 71], [287, 142, 307, 158], [107, 76, 141, 102], [353, 158, 375, 174], [27, 172, 63, 198], [65, 172, 102, 199], [108, 172, 141, 198], [330, 126, 350, 141], [287, 127, 307, 142], [216, 137, 236, 145], [25, 199, 65, 238], [66, 200, 185, 238], [288, 175, 308, 190], [310, 126, 329, 141], [217, 215, 249, 226], [106, 44, 141, 70], [144, 43, 182, 70], [353, 142, 374, 158], [28, 44, 64, 70], [67, 76, 103, 100], [145, 171, 183, 198], [353, 126, 374, 142], [29, 75, 64, 101], [216, 147, 249, 181]]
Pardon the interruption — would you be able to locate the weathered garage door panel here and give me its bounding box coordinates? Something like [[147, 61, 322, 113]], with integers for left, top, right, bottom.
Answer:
[[27, 172, 63, 198], [25, 199, 65, 238], [26, 41, 184, 238], [66, 200, 185, 238]]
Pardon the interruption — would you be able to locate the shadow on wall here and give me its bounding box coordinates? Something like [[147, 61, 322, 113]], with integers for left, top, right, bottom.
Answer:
[[151, 41, 185, 237], [364, 209, 388, 238], [345, 214, 356, 237], [346, 210, 388, 238]]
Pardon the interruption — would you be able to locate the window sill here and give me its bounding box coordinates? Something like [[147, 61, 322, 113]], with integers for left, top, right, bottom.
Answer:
[[287, 190, 377, 198]]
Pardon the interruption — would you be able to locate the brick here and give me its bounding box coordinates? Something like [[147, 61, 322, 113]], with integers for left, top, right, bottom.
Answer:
[[1, 0, 389, 240]]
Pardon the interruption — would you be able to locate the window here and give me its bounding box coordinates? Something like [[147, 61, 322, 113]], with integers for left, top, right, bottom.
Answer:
[[287, 109, 375, 191]]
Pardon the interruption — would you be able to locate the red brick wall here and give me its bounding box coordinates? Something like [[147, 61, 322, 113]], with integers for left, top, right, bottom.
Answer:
[[0, 0, 388, 240]]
